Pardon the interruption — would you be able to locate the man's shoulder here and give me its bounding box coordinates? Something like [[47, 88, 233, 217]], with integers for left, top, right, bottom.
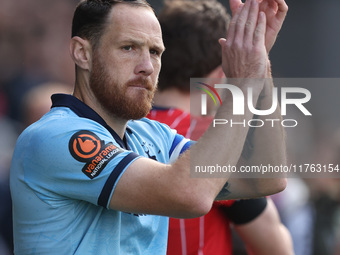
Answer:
[[127, 118, 180, 158], [128, 117, 174, 135], [18, 107, 109, 149]]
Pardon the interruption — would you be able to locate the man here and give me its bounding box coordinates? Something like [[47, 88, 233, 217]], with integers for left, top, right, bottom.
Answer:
[[147, 1, 293, 254], [10, 0, 287, 254]]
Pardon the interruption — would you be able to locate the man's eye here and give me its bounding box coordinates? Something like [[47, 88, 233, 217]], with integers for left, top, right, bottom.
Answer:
[[150, 49, 159, 56], [122, 46, 133, 51]]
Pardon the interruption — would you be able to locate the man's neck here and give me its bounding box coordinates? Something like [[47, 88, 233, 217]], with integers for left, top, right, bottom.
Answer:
[[73, 84, 128, 139]]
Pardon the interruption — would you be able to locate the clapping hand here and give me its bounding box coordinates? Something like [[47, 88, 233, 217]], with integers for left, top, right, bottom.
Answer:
[[229, 0, 288, 52]]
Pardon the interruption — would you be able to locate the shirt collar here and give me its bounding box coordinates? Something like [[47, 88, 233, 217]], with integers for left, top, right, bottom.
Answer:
[[51, 93, 131, 150]]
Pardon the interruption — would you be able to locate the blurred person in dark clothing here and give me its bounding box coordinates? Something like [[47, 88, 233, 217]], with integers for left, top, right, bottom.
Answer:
[[0, 0, 75, 122], [0, 90, 17, 255]]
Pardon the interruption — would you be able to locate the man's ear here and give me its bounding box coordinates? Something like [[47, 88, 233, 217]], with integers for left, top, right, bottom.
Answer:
[[69, 36, 92, 71]]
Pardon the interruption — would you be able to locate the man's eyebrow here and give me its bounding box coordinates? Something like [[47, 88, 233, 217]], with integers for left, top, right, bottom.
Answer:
[[119, 38, 144, 46], [153, 44, 166, 53], [119, 38, 165, 52]]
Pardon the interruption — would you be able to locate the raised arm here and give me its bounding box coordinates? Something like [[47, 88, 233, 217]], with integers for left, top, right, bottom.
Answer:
[[234, 198, 294, 255], [216, 0, 286, 200], [109, 0, 286, 219]]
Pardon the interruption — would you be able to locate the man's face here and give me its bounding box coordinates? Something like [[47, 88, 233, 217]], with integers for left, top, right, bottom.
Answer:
[[89, 4, 164, 120]]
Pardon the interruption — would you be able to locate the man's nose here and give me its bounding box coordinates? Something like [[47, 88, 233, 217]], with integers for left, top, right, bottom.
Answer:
[[134, 51, 154, 76]]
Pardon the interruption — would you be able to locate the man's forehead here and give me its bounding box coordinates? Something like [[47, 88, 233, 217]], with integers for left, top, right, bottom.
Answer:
[[108, 4, 161, 34], [105, 4, 163, 46]]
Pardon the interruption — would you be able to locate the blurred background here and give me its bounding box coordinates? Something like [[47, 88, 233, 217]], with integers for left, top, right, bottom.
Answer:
[[0, 0, 339, 254]]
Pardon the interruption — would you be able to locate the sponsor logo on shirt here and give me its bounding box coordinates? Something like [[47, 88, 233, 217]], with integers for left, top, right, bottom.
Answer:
[[69, 130, 123, 179]]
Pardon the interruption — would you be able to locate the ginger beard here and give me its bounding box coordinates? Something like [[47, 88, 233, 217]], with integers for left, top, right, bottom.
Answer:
[[89, 52, 157, 120]]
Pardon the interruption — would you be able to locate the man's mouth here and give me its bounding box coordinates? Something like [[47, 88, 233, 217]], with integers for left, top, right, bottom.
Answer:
[[128, 78, 154, 91]]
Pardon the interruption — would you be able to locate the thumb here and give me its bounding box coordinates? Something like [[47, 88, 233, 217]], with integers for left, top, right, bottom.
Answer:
[[218, 38, 227, 46], [218, 38, 228, 52]]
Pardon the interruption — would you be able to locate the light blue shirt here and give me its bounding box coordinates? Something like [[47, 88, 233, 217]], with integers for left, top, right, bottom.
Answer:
[[10, 94, 191, 255]]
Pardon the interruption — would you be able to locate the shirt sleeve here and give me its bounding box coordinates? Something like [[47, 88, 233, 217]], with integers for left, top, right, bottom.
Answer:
[[168, 133, 194, 163], [24, 119, 140, 209], [137, 118, 193, 163]]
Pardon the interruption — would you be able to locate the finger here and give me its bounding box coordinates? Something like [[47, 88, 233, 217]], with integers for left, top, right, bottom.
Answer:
[[218, 38, 227, 55], [218, 38, 229, 74], [268, 0, 279, 13], [229, 0, 244, 15], [253, 11, 266, 46], [225, 4, 243, 44], [274, 0, 288, 20], [219, 38, 227, 46], [265, 0, 278, 19], [244, 0, 259, 46], [233, 0, 252, 44]]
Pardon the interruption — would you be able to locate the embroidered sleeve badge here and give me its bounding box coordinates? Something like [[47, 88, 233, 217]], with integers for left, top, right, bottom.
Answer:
[[69, 130, 123, 179]]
